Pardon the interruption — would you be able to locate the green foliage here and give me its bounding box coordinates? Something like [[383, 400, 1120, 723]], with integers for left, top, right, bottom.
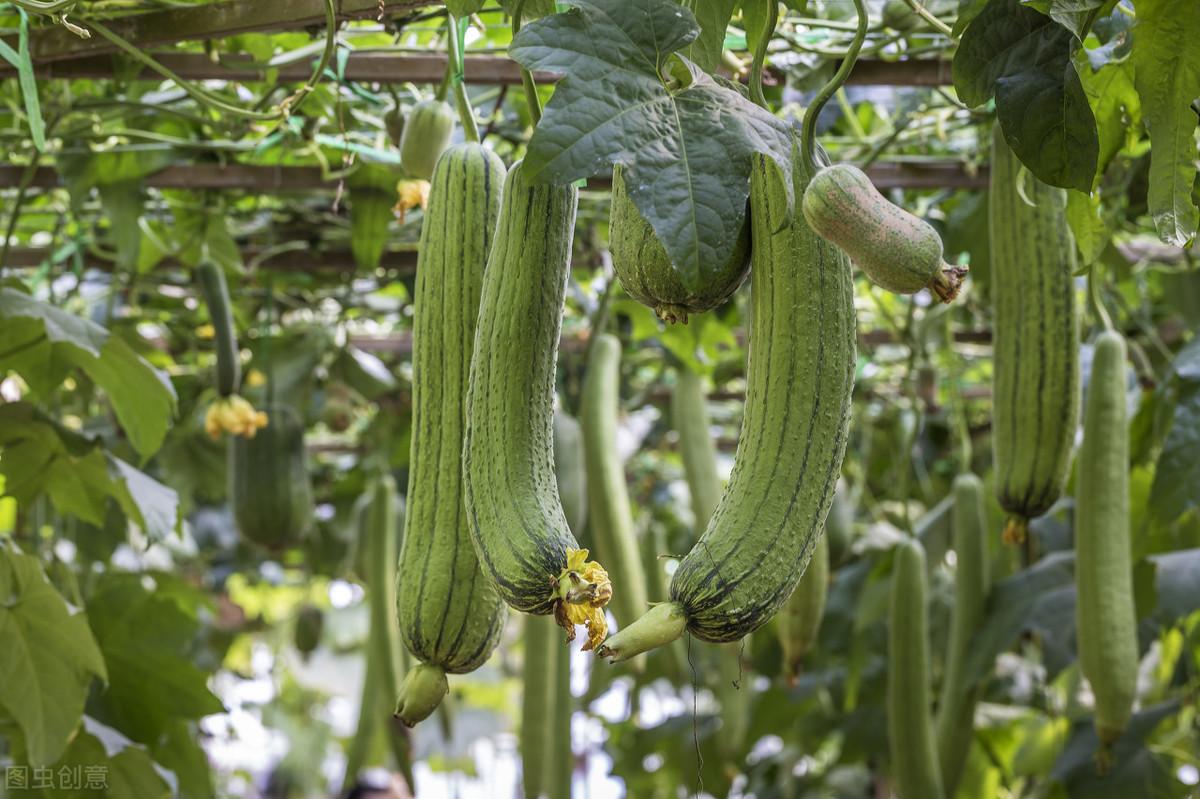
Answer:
[[509, 0, 793, 291], [0, 545, 107, 766]]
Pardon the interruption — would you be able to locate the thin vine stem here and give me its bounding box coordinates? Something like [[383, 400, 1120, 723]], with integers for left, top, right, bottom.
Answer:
[[748, 0, 778, 109], [800, 0, 869, 175], [83, 0, 336, 121], [446, 14, 480, 143], [512, 1, 542, 125]]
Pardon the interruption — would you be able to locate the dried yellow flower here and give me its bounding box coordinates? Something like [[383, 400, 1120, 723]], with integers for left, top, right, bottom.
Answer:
[[553, 548, 613, 651]]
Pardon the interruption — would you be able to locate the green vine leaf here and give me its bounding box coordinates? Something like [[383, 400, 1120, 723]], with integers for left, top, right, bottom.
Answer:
[[954, 0, 1098, 191], [0, 288, 177, 458], [0, 545, 108, 766], [1129, 0, 1200, 247], [509, 0, 793, 291]]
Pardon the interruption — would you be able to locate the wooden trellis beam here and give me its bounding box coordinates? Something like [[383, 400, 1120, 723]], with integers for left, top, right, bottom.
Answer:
[[5, 0, 430, 63], [0, 50, 951, 87], [0, 160, 989, 192]]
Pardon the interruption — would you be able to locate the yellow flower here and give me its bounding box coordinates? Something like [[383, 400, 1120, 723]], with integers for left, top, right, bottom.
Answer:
[[204, 396, 270, 440], [393, 179, 431, 222], [553, 548, 613, 651], [244, 369, 267, 388], [196, 324, 215, 339]]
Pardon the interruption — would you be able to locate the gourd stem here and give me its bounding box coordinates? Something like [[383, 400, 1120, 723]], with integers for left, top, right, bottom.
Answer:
[[800, 0, 868, 175], [446, 14, 480, 143], [595, 601, 688, 663], [748, 0, 778, 109], [512, 1, 542, 125]]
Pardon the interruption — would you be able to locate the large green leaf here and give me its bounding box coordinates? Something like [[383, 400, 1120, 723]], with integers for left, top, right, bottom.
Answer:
[[954, 0, 1098, 191], [86, 574, 225, 745], [681, 0, 739, 73], [1022, 0, 1111, 39], [1129, 0, 1200, 246], [1048, 700, 1187, 798], [0, 403, 180, 540], [0, 289, 176, 457], [1149, 383, 1200, 525], [1077, 56, 1141, 179], [0, 546, 108, 766], [509, 0, 793, 291]]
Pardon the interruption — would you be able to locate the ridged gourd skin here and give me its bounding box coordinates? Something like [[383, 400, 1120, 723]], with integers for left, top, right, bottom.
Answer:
[[395, 144, 507, 726], [348, 162, 401, 272], [229, 405, 314, 550], [935, 473, 991, 795], [1075, 331, 1138, 748], [599, 138, 855, 659], [399, 99, 455, 180], [463, 161, 581, 615], [887, 538, 946, 799], [194, 261, 240, 397], [609, 165, 751, 324], [989, 124, 1081, 545], [580, 334, 650, 652], [802, 163, 966, 303], [778, 530, 828, 684]]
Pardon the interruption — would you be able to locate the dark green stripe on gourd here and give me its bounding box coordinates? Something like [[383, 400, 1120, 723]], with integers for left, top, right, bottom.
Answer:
[[935, 473, 990, 795], [580, 334, 650, 656], [194, 260, 240, 397], [229, 405, 314, 550], [395, 144, 507, 725], [463, 161, 581, 616], [599, 136, 855, 658], [609, 165, 750, 324], [348, 162, 401, 272], [802, 163, 966, 303], [887, 538, 945, 799], [1075, 331, 1137, 749], [989, 124, 1080, 544], [399, 99, 456, 180]]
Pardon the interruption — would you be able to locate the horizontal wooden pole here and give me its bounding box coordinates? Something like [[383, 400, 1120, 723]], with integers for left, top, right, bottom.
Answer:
[[0, 49, 950, 87], [2, 246, 417, 274], [6, 0, 429, 64], [0, 160, 988, 192]]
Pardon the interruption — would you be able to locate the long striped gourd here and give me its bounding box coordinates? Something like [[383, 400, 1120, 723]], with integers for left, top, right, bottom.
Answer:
[[824, 477, 854, 565], [553, 409, 588, 536], [348, 163, 401, 272], [989, 124, 1080, 544], [229, 404, 313, 550], [344, 472, 412, 790], [610, 165, 751, 324], [548, 406, 582, 797], [777, 530, 828, 684], [399, 99, 455, 180], [580, 334, 649, 660], [464, 162, 599, 628], [1075, 330, 1137, 748], [802, 164, 966, 303], [599, 137, 855, 659], [194, 261, 240, 396], [520, 615, 558, 799], [395, 144, 508, 725], [935, 473, 990, 794], [671, 364, 749, 753], [887, 538, 945, 799]]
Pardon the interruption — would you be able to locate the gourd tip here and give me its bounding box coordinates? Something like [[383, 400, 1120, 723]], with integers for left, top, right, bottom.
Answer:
[[930, 263, 969, 304]]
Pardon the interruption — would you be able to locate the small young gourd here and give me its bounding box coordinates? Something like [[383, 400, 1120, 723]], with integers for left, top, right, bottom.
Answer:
[[399, 99, 456, 180], [802, 163, 966, 303]]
